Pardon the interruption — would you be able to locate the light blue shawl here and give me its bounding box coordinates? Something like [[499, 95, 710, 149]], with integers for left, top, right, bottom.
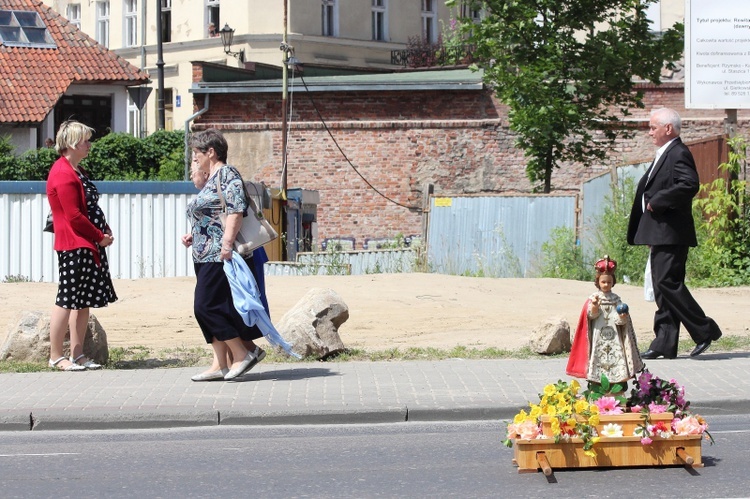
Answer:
[[224, 251, 300, 358]]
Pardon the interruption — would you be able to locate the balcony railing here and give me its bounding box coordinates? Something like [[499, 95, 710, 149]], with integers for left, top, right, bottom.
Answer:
[[390, 44, 475, 68]]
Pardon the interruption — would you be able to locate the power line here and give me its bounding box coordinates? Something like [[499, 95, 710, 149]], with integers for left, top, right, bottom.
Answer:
[[295, 73, 422, 213]]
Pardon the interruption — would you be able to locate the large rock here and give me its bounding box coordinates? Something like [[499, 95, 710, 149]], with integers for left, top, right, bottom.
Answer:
[[529, 317, 571, 355], [0, 310, 109, 364], [276, 288, 348, 360]]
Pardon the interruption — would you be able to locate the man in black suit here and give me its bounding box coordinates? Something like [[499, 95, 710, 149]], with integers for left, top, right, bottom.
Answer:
[[627, 108, 722, 359]]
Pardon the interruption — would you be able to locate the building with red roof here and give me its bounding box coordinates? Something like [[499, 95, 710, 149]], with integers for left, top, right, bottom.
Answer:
[[0, 0, 148, 153]]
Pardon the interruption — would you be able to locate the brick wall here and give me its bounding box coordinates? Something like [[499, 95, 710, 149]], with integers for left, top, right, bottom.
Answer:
[[192, 87, 748, 250]]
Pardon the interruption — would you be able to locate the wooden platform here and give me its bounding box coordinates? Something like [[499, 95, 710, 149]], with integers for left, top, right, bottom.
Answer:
[[513, 413, 703, 474]]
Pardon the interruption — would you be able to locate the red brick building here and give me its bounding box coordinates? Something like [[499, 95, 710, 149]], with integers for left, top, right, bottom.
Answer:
[[189, 63, 747, 250]]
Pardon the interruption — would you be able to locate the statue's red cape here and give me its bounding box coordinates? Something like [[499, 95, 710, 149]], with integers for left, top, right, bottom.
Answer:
[[566, 299, 590, 379]]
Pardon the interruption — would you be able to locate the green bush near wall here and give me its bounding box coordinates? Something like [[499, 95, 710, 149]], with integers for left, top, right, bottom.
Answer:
[[0, 130, 186, 181]]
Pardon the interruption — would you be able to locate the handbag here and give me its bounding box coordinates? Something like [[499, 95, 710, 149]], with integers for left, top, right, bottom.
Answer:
[[43, 212, 54, 233], [216, 166, 278, 256]]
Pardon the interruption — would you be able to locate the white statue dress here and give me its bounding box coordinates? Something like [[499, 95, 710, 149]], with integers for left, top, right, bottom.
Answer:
[[585, 290, 643, 384]]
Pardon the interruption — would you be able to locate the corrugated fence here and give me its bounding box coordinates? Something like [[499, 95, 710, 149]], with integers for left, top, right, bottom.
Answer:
[[425, 194, 578, 277], [0, 181, 196, 282]]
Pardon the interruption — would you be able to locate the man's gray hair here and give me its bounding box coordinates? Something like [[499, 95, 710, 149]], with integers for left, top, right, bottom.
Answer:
[[651, 108, 682, 135]]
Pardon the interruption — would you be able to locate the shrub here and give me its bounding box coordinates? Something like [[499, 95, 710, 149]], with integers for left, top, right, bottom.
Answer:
[[692, 135, 750, 286], [0, 130, 186, 181], [539, 226, 591, 281], [591, 175, 649, 285]]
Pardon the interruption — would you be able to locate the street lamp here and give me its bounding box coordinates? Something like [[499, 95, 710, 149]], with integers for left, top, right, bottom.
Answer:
[[219, 23, 245, 62]]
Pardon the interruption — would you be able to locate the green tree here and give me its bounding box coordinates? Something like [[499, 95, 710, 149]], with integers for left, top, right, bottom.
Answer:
[[447, 0, 683, 192]]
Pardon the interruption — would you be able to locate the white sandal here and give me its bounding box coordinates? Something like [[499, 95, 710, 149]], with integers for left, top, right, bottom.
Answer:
[[71, 354, 102, 370], [49, 356, 86, 371]]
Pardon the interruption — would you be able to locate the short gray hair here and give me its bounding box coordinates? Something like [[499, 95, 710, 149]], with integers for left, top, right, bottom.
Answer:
[[650, 108, 681, 135]]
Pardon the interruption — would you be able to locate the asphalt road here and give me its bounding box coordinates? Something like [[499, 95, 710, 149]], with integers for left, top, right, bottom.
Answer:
[[0, 417, 748, 498]]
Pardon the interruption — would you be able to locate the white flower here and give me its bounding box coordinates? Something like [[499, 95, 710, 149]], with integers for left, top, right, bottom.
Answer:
[[600, 423, 624, 438]]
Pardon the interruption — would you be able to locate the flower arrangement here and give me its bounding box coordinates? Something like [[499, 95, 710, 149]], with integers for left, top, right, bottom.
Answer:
[[503, 370, 713, 456], [629, 369, 714, 445], [504, 379, 602, 457]]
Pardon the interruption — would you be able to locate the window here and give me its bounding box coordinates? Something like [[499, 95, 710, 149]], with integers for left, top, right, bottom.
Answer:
[[644, 0, 661, 33], [207, 0, 220, 33], [371, 0, 387, 41], [164, 88, 174, 131], [66, 3, 81, 30], [127, 95, 140, 138], [124, 0, 137, 47], [161, 0, 171, 43], [460, 1, 482, 22], [322, 0, 337, 37], [0, 9, 56, 48], [96, 1, 109, 47], [421, 0, 436, 44]]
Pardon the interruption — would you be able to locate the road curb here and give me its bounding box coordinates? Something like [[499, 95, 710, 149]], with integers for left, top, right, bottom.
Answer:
[[220, 407, 408, 426], [29, 409, 219, 431]]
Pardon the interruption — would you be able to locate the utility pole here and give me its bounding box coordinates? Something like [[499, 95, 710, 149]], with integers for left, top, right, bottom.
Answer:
[[156, 0, 165, 130], [280, 0, 289, 200]]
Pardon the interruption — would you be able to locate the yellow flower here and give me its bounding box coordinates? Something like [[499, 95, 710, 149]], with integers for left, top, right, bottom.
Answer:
[[591, 437, 601, 445], [550, 417, 561, 435], [543, 384, 557, 397], [588, 414, 600, 426], [589, 404, 600, 414], [584, 449, 597, 458], [570, 380, 581, 395], [529, 405, 542, 419], [540, 395, 549, 407], [574, 399, 589, 414], [547, 405, 557, 417], [556, 393, 567, 406], [513, 410, 528, 424], [558, 404, 572, 415], [566, 417, 577, 427]]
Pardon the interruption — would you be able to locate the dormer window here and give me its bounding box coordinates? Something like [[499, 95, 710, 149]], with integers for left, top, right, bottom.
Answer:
[[0, 10, 56, 48]]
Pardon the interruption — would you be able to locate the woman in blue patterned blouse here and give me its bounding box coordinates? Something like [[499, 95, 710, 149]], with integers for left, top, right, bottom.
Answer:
[[182, 129, 267, 381]]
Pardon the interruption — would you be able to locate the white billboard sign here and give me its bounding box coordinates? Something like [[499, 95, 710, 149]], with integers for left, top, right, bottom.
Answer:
[[685, 0, 750, 109]]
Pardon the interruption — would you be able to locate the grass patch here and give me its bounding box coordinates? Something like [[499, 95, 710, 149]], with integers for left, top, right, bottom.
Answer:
[[677, 335, 750, 355], [2, 338, 749, 373]]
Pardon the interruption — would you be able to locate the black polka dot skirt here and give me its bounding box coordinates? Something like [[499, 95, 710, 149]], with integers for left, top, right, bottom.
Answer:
[[55, 248, 118, 309]]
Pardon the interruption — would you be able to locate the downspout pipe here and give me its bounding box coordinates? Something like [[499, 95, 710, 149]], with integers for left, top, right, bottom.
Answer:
[[183, 94, 210, 180]]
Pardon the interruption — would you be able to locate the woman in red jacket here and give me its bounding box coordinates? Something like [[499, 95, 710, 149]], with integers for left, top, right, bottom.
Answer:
[[46, 121, 117, 371]]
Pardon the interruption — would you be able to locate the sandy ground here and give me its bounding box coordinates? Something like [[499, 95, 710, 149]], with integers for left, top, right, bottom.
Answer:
[[1, 274, 748, 353]]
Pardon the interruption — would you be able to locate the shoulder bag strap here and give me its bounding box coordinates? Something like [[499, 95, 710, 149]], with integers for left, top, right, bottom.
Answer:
[[215, 166, 227, 214]]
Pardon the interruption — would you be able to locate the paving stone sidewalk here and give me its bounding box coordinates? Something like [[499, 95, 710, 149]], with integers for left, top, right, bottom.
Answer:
[[1, 354, 748, 431]]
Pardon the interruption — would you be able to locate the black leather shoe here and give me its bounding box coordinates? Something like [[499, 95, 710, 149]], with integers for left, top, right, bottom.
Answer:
[[690, 340, 712, 357], [640, 349, 664, 360]]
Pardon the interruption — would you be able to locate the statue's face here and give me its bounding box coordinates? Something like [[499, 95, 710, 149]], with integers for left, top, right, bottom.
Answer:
[[597, 274, 614, 293]]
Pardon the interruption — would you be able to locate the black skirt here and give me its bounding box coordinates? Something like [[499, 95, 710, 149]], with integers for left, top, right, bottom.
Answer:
[[193, 258, 263, 344], [55, 248, 118, 309]]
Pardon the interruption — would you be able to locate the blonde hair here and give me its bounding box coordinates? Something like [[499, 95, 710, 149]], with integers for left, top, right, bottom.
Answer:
[[55, 120, 94, 155]]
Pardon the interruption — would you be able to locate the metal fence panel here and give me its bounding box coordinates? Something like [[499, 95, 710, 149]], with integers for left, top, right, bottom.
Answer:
[[580, 163, 648, 261], [426, 195, 577, 277], [0, 182, 197, 282]]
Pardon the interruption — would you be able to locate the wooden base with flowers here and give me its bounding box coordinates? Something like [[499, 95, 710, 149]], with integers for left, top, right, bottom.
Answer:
[[512, 413, 703, 474]]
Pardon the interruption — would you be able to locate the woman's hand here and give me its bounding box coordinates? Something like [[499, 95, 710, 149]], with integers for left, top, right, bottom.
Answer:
[[99, 234, 114, 248], [220, 243, 233, 261], [181, 233, 193, 247]]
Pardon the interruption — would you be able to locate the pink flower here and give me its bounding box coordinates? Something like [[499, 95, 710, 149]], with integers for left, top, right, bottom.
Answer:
[[514, 419, 542, 440], [594, 397, 624, 415], [648, 403, 668, 413], [640, 436, 653, 445], [630, 405, 643, 413], [673, 416, 707, 435]]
